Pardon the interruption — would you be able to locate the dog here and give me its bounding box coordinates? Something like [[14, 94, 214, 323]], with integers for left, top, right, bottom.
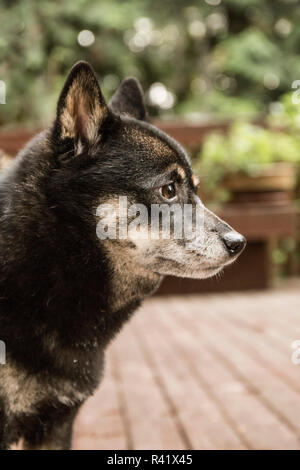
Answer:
[[0, 61, 246, 450]]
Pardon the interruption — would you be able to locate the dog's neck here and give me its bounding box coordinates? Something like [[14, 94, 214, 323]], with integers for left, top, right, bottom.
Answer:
[[102, 241, 162, 313]]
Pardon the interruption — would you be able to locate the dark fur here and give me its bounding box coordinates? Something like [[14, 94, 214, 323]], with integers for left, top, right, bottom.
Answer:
[[0, 62, 245, 449]]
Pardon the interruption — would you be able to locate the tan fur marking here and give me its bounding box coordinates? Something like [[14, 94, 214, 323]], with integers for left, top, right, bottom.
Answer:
[[60, 70, 106, 142], [192, 174, 199, 189], [0, 360, 89, 416], [165, 163, 186, 180], [127, 128, 173, 157], [0, 151, 14, 172], [103, 242, 160, 312], [177, 166, 186, 179]]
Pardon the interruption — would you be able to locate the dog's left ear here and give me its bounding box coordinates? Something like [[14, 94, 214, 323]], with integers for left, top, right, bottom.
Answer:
[[54, 61, 110, 152], [109, 78, 147, 121]]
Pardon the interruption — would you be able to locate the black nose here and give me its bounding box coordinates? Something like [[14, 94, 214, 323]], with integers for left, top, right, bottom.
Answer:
[[222, 232, 246, 256]]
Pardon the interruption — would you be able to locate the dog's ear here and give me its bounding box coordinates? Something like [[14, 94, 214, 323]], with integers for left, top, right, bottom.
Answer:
[[54, 61, 109, 152], [109, 78, 147, 121]]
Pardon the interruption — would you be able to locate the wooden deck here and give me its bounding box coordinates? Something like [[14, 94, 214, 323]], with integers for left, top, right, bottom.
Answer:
[[73, 282, 300, 450]]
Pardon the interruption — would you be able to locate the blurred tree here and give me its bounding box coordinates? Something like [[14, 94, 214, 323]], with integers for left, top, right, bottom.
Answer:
[[0, 0, 300, 126]]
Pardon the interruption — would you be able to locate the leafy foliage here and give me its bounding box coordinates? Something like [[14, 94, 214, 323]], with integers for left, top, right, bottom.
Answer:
[[1, 0, 300, 126], [194, 122, 300, 198]]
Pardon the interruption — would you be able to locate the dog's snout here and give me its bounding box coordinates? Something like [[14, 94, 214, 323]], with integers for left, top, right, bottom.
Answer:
[[222, 232, 246, 256]]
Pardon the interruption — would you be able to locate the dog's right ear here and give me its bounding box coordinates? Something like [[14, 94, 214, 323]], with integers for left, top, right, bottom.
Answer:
[[109, 77, 147, 121], [53, 61, 110, 153]]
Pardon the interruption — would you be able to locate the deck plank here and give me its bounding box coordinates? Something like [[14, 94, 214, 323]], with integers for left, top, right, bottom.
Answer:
[[133, 304, 247, 450], [73, 354, 127, 450], [73, 283, 300, 450], [107, 321, 185, 450]]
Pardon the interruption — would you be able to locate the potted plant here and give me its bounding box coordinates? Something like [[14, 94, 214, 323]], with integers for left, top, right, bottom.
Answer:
[[194, 122, 300, 205]]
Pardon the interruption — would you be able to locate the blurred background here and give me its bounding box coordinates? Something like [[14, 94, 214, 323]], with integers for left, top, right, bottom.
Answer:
[[2, 0, 300, 124], [2, 0, 300, 450]]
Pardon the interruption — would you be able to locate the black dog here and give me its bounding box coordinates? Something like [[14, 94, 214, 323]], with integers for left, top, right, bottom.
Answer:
[[0, 62, 245, 450]]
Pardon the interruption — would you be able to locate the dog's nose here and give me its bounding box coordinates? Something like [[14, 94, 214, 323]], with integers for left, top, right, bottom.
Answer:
[[222, 232, 246, 256]]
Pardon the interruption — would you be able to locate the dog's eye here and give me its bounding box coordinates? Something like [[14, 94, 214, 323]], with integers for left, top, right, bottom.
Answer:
[[160, 183, 177, 201]]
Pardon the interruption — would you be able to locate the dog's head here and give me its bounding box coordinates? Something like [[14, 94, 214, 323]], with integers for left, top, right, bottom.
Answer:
[[51, 61, 246, 280]]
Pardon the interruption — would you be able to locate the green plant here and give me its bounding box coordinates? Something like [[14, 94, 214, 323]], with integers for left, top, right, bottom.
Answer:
[[268, 91, 300, 133], [1, 0, 300, 126], [194, 122, 300, 200]]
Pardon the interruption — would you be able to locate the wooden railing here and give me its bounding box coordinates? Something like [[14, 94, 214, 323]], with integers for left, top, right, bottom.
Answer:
[[0, 120, 231, 156]]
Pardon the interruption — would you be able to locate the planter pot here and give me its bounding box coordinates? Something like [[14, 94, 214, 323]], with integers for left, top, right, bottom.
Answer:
[[223, 162, 296, 193]]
